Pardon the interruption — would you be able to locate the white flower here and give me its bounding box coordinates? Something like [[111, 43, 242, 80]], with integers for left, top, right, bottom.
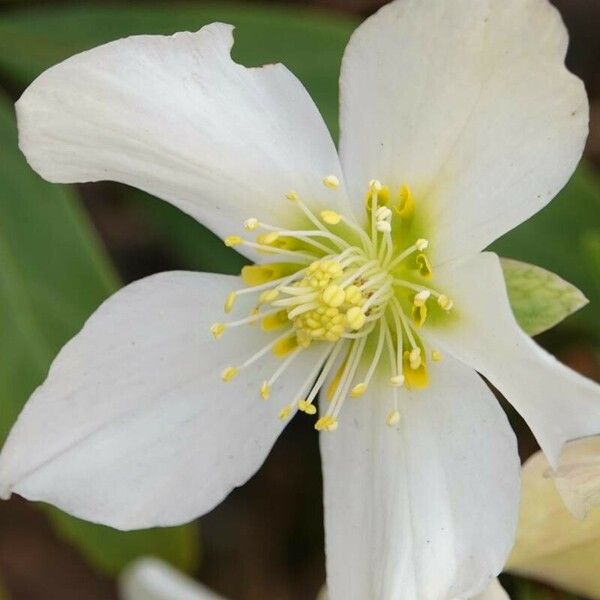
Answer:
[[0, 1, 598, 599], [119, 558, 508, 600]]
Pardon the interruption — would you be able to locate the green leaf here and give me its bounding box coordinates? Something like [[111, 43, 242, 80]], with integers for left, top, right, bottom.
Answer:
[[492, 165, 600, 339], [0, 90, 198, 575], [501, 258, 588, 336]]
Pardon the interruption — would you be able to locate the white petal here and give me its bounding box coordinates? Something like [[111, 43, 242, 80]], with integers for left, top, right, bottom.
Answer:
[[320, 356, 519, 600], [424, 252, 600, 468], [507, 441, 600, 599], [552, 436, 600, 520], [0, 271, 328, 529], [339, 0, 587, 262], [469, 579, 509, 600], [120, 557, 225, 600], [17, 24, 347, 258]]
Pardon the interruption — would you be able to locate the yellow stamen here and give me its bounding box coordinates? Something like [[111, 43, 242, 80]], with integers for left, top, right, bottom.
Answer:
[[224, 235, 243, 247], [224, 291, 237, 313], [272, 335, 298, 357], [260, 381, 271, 400], [395, 184, 415, 218], [211, 323, 225, 340], [411, 303, 428, 328], [437, 294, 454, 311], [261, 311, 289, 332], [244, 218, 259, 231], [221, 367, 239, 382], [285, 191, 299, 201], [350, 382, 367, 398], [346, 306, 366, 330], [321, 210, 342, 225], [259, 289, 280, 303], [402, 351, 429, 389], [315, 415, 339, 431], [415, 238, 429, 251], [323, 175, 340, 189], [322, 284, 346, 308], [432, 350, 443, 362], [279, 404, 293, 420], [241, 263, 298, 286], [415, 253, 432, 278], [297, 400, 317, 415]]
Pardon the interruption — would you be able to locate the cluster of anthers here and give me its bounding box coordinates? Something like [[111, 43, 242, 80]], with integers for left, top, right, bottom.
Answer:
[[211, 176, 455, 431]]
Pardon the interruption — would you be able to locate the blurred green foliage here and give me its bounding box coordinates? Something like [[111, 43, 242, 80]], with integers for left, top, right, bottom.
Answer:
[[0, 1, 598, 597], [0, 89, 198, 575]]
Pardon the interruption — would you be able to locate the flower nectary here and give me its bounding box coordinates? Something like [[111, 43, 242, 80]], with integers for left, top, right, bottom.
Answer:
[[212, 177, 455, 430]]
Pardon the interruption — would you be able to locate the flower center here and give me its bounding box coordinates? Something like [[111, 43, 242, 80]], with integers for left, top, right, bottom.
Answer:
[[212, 177, 454, 431]]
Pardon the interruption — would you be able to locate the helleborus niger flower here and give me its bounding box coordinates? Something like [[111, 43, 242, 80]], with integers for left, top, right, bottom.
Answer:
[[508, 436, 600, 599], [1, 0, 599, 598]]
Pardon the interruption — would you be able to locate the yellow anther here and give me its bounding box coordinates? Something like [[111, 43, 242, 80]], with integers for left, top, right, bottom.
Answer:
[[315, 416, 338, 432], [437, 294, 454, 311], [244, 218, 259, 231], [323, 175, 340, 189], [413, 290, 431, 307], [221, 367, 239, 382], [322, 285, 346, 308], [261, 311, 288, 332], [285, 191, 299, 201], [345, 285, 363, 306], [256, 232, 280, 246], [297, 329, 312, 348], [351, 383, 367, 398], [402, 351, 429, 389], [412, 303, 428, 328], [211, 323, 226, 340], [260, 381, 271, 400], [346, 306, 366, 331], [224, 291, 237, 313], [387, 410, 401, 427], [279, 404, 293, 421], [273, 335, 298, 357], [415, 253, 432, 278], [415, 238, 429, 251], [259, 289, 280, 304], [224, 235, 243, 247], [432, 350, 443, 362], [391, 375, 405, 388], [241, 263, 297, 286], [321, 210, 342, 225], [298, 400, 317, 415], [396, 184, 415, 218]]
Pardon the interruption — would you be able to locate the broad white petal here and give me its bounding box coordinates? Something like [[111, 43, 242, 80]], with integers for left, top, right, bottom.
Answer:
[[339, 0, 587, 262], [552, 436, 600, 520], [17, 24, 347, 258], [120, 558, 225, 600], [0, 271, 328, 529], [507, 441, 600, 599], [424, 252, 600, 468], [320, 356, 519, 600]]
